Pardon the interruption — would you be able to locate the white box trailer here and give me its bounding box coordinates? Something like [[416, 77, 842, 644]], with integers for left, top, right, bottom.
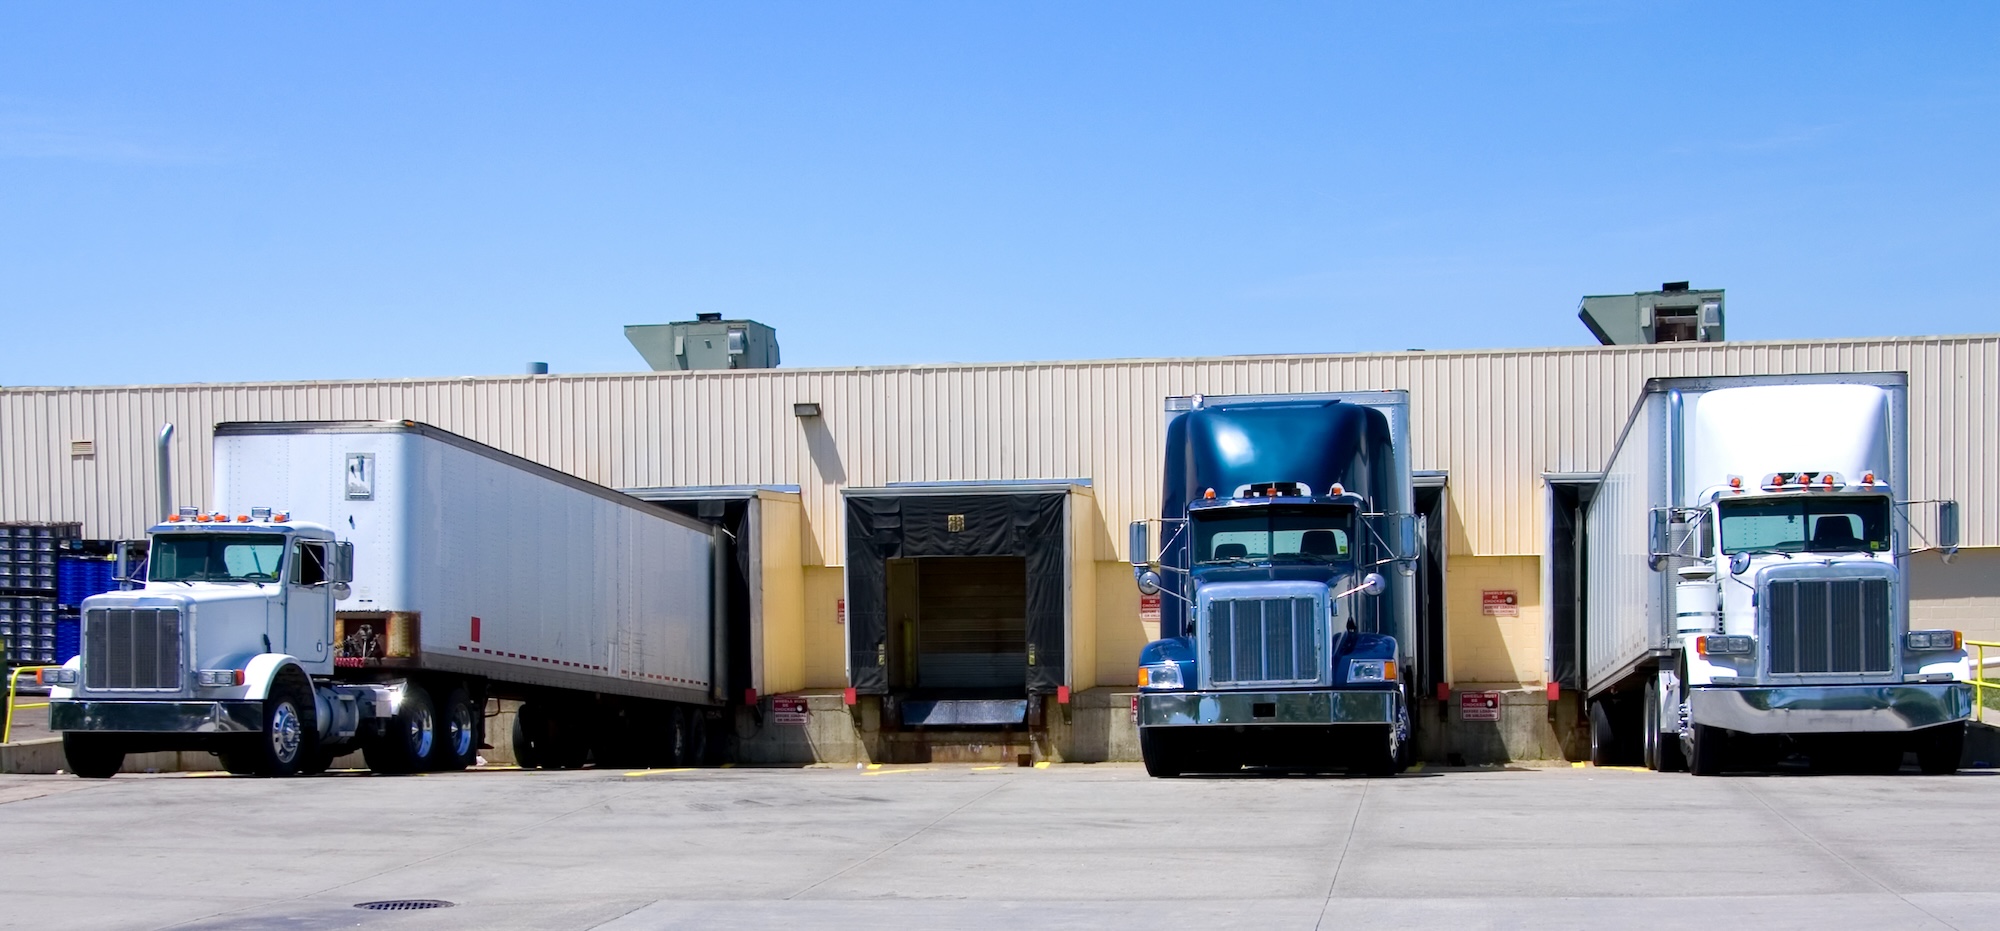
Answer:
[[1580, 373, 1971, 775], [48, 420, 728, 777]]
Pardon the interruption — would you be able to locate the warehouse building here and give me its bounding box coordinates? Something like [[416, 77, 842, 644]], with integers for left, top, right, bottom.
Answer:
[[3, 328, 1995, 763]]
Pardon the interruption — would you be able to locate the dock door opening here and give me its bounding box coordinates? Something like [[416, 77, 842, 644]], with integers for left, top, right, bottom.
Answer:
[[844, 488, 1070, 707]]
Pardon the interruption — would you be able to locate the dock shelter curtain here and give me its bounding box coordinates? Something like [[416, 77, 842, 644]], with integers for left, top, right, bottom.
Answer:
[[845, 493, 1066, 694]]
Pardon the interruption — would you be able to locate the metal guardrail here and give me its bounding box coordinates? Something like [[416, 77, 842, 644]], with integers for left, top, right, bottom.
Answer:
[[4, 664, 56, 744], [1970, 640, 2000, 725]]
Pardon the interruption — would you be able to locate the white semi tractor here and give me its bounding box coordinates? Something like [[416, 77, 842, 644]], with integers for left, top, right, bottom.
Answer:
[[1582, 373, 1970, 775], [45, 420, 726, 778]]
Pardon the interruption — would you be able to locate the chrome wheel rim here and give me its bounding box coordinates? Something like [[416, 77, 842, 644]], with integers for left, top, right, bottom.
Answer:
[[409, 707, 434, 759], [448, 703, 473, 758], [270, 701, 303, 764]]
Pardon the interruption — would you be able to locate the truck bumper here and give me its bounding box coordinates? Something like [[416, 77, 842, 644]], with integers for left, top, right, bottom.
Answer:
[[1138, 689, 1400, 728], [49, 700, 264, 734], [1689, 683, 1971, 734]]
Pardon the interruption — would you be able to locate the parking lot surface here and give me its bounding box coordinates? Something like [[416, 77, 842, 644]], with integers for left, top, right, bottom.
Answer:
[[3, 762, 1998, 931]]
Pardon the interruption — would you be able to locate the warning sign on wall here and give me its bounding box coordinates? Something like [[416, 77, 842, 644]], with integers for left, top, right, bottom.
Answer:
[[1481, 590, 1518, 616], [836, 598, 845, 625], [1139, 594, 1161, 623], [771, 696, 810, 726], [1460, 691, 1501, 721]]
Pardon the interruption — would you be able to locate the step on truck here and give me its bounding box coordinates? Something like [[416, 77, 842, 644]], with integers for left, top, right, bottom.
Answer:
[[1582, 373, 1971, 775], [1128, 392, 1423, 777], [44, 420, 727, 778]]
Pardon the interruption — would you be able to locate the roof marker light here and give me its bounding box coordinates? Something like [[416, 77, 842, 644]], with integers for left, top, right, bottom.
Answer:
[[1862, 472, 1876, 486], [194, 514, 211, 523], [1203, 488, 1216, 500], [1822, 474, 1835, 487], [237, 515, 251, 523], [1728, 475, 1743, 491], [274, 513, 289, 522], [1330, 483, 1345, 496]]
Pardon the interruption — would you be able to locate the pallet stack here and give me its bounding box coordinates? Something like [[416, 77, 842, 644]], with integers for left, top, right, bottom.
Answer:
[[0, 523, 80, 667]]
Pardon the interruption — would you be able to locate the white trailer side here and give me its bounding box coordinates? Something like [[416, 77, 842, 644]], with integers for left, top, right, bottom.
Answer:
[[213, 420, 721, 707]]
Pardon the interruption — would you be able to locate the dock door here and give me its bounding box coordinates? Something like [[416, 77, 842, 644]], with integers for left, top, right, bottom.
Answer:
[[844, 483, 1089, 728]]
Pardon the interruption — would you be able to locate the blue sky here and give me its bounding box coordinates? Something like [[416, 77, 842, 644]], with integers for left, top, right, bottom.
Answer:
[[2, 3, 1996, 386]]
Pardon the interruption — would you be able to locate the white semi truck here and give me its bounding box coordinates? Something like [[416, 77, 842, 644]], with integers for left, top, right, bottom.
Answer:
[[45, 420, 725, 778], [1582, 373, 1970, 775]]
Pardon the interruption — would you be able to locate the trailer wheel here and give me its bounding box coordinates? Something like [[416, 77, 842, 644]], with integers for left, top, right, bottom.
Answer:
[[63, 734, 125, 779], [1685, 723, 1731, 776], [1916, 721, 1965, 775], [431, 686, 478, 772], [1588, 699, 1616, 766], [511, 703, 546, 770], [363, 682, 436, 775], [1139, 728, 1186, 778], [1642, 680, 1686, 772]]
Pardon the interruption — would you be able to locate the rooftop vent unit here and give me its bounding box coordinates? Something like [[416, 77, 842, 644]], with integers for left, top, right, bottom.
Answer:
[[625, 317, 780, 371], [1578, 282, 1724, 346]]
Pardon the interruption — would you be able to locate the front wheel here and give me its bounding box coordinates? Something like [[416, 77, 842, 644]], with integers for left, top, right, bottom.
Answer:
[[1139, 728, 1186, 778], [221, 676, 317, 777], [1685, 723, 1731, 777], [1916, 721, 1965, 775], [63, 733, 125, 779]]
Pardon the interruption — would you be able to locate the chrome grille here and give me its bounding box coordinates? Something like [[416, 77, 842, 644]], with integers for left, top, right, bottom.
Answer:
[[1765, 578, 1891, 675], [1207, 596, 1320, 686], [84, 608, 183, 690]]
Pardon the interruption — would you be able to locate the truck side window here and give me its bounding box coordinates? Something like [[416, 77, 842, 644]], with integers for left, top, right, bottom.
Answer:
[[294, 542, 329, 586]]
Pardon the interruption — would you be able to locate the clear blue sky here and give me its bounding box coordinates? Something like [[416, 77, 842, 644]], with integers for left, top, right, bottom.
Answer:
[[3, 3, 1995, 386]]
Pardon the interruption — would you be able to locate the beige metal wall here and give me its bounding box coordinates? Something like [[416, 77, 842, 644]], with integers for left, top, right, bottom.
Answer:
[[3, 335, 1995, 559]]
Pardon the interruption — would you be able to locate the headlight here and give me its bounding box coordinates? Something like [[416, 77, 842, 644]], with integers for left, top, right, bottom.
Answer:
[[1347, 659, 1395, 683], [1137, 662, 1184, 690], [1906, 630, 1963, 652], [196, 669, 246, 687], [1696, 635, 1754, 656], [37, 668, 78, 686]]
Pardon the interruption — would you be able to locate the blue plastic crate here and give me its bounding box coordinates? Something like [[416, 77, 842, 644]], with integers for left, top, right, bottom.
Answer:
[[54, 616, 79, 664], [58, 556, 117, 606]]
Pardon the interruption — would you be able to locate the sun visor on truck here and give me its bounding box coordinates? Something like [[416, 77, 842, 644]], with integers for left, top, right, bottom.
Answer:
[[845, 493, 1067, 695]]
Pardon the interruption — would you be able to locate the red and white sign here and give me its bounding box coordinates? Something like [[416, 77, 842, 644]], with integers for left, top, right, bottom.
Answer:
[[1481, 590, 1518, 616], [1139, 594, 1161, 623], [836, 598, 845, 626], [1460, 690, 1501, 722], [771, 696, 810, 726]]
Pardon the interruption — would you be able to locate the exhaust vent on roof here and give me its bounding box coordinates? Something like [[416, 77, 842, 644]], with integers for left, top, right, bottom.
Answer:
[[625, 318, 781, 372], [1578, 284, 1723, 346]]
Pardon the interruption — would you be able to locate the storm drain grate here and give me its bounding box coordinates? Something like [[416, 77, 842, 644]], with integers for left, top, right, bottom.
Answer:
[[355, 899, 455, 911]]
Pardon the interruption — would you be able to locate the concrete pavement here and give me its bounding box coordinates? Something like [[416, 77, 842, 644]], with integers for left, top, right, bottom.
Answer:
[[1, 762, 1997, 930]]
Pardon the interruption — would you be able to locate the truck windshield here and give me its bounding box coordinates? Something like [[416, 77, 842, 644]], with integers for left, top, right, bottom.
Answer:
[[150, 534, 287, 582], [1192, 506, 1354, 564], [1716, 496, 1891, 554]]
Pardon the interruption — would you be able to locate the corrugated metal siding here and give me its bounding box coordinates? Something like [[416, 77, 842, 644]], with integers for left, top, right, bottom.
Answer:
[[4, 336, 1995, 560]]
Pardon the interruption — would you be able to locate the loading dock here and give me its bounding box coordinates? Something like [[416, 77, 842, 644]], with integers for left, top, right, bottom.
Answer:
[[844, 482, 1095, 738]]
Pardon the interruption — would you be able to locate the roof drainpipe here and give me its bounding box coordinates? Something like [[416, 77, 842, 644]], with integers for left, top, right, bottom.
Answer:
[[156, 423, 175, 523]]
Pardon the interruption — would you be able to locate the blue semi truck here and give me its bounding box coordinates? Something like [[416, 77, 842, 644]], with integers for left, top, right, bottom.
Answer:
[[1128, 392, 1424, 777]]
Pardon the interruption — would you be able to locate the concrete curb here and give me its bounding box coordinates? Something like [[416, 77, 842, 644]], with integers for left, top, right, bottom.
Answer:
[[1, 737, 226, 775]]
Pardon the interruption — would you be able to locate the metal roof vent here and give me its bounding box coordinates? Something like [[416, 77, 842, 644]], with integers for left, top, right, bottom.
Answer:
[[1578, 283, 1724, 346], [625, 317, 780, 371]]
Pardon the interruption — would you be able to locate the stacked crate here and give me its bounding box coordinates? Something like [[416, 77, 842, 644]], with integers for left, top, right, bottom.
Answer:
[[57, 540, 121, 665], [0, 523, 81, 667]]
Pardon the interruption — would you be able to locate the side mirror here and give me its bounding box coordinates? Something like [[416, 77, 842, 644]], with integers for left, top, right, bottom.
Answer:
[[1127, 520, 1151, 567], [1360, 572, 1387, 596], [1648, 508, 1671, 569], [1939, 501, 1960, 554], [1730, 551, 1751, 576], [331, 542, 355, 584], [1136, 570, 1162, 596]]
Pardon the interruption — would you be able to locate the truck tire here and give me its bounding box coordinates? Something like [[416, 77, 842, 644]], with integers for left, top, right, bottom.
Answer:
[[431, 686, 478, 772], [363, 682, 436, 775], [1686, 723, 1730, 776], [1588, 699, 1617, 766], [1916, 721, 1965, 775], [511, 701, 547, 769], [63, 733, 125, 779], [1643, 680, 1686, 772], [1139, 728, 1186, 778], [1359, 723, 1404, 777], [221, 674, 318, 777]]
